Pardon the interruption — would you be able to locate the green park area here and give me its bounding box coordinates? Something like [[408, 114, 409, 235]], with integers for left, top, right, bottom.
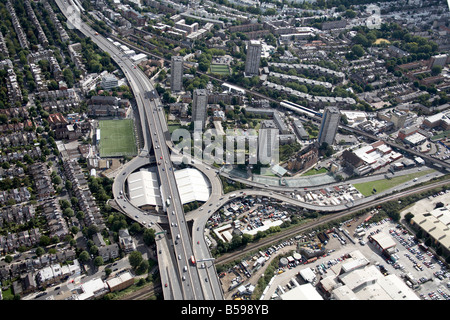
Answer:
[[353, 169, 434, 196], [431, 130, 450, 142], [302, 167, 328, 176], [99, 119, 137, 158], [210, 63, 230, 75]]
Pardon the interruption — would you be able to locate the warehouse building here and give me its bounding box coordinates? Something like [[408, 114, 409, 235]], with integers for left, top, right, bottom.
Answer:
[[174, 168, 211, 204], [368, 232, 397, 259], [410, 206, 450, 257], [279, 282, 323, 300], [333, 265, 419, 300], [127, 170, 163, 210], [127, 168, 210, 209], [342, 141, 402, 176], [318, 251, 419, 300], [299, 267, 316, 283]]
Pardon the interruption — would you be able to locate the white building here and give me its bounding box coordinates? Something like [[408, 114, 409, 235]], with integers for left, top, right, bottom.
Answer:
[[101, 75, 119, 90], [127, 168, 210, 209], [127, 169, 163, 209], [279, 282, 323, 300], [174, 168, 211, 204]]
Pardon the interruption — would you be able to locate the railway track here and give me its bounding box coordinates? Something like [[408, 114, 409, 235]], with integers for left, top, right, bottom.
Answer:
[[119, 283, 162, 300], [215, 179, 450, 266]]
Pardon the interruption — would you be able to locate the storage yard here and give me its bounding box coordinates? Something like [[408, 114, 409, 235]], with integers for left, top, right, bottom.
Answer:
[[217, 190, 450, 300]]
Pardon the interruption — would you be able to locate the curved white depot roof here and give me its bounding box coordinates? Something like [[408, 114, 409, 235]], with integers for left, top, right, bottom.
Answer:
[[174, 168, 211, 204], [127, 170, 162, 208], [127, 168, 211, 208]]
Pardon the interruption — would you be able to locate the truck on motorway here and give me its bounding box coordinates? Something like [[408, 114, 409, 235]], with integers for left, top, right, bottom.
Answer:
[[229, 194, 236, 199], [166, 199, 171, 207], [190, 255, 196, 265]]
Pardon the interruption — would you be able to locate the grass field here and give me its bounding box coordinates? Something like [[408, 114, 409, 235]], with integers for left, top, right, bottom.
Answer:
[[302, 167, 328, 176], [210, 64, 230, 75], [353, 169, 434, 196], [99, 119, 137, 158], [431, 130, 450, 141]]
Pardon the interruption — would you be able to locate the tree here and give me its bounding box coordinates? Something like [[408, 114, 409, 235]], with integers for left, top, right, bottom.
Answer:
[[129, 251, 143, 269], [63, 69, 74, 88], [405, 212, 414, 223], [345, 9, 357, 19], [242, 233, 252, 245], [60, 199, 71, 210], [353, 33, 369, 47], [431, 65, 442, 76], [351, 45, 365, 58], [87, 225, 99, 238], [105, 268, 112, 278], [48, 80, 59, 90], [39, 236, 51, 247], [89, 245, 99, 256], [143, 228, 156, 246], [79, 251, 90, 263], [94, 256, 104, 267], [36, 247, 45, 257], [136, 260, 149, 275], [129, 222, 142, 235], [63, 208, 74, 218]]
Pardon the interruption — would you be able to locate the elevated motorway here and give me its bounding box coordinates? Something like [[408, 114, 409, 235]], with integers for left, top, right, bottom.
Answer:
[[55, 0, 223, 300]]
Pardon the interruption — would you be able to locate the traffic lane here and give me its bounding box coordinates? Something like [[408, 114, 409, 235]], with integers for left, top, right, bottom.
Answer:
[[142, 74, 202, 299]]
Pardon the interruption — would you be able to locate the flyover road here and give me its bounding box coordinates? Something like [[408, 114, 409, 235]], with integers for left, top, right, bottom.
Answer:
[[170, 153, 225, 299], [219, 166, 444, 192], [55, 0, 222, 300], [183, 161, 445, 272]]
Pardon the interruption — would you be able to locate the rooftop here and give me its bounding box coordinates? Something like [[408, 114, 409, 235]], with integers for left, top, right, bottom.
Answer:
[[174, 168, 211, 204]]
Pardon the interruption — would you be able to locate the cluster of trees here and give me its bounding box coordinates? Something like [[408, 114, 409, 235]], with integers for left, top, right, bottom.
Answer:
[[219, 176, 246, 194], [194, 48, 227, 73], [279, 142, 302, 162], [212, 233, 253, 257], [303, 120, 319, 139], [351, 23, 439, 59], [182, 73, 209, 93], [183, 201, 201, 213], [79, 38, 116, 75], [345, 44, 365, 60], [87, 176, 114, 212], [128, 250, 150, 275]]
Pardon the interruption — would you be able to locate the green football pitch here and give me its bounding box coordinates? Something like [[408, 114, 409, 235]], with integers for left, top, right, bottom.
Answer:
[[210, 64, 230, 75], [98, 119, 137, 158]]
